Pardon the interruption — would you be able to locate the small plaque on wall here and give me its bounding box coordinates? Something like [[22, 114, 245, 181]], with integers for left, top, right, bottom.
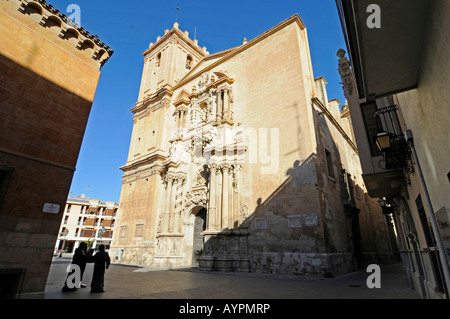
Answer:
[[288, 215, 303, 228], [255, 218, 267, 230], [42, 203, 61, 215], [303, 214, 319, 227]]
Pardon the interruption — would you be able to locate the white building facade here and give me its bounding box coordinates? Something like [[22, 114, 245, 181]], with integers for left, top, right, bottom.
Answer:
[[54, 196, 118, 254]]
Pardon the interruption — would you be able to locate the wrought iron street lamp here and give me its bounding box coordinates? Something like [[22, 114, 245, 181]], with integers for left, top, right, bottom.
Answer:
[[378, 197, 387, 207], [375, 131, 391, 151]]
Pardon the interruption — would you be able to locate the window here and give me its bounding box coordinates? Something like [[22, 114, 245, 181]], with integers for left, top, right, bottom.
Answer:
[[155, 52, 161, 68], [416, 194, 445, 293], [120, 226, 128, 238], [325, 149, 335, 179], [416, 195, 434, 247], [186, 55, 193, 70], [343, 170, 355, 204], [81, 229, 94, 238], [135, 224, 144, 237]]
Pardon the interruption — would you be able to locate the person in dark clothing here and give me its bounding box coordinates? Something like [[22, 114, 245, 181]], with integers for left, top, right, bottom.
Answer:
[[90, 245, 111, 293], [62, 242, 93, 292]]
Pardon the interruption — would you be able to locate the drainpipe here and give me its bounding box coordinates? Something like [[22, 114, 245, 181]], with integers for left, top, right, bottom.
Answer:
[[405, 129, 450, 298]]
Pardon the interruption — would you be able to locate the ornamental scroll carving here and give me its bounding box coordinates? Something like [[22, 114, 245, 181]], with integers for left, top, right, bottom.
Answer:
[[184, 188, 208, 208]]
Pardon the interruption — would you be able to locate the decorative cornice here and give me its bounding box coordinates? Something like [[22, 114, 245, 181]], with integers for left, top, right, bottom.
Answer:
[[131, 87, 174, 114], [16, 0, 113, 67], [120, 151, 167, 172], [172, 89, 191, 107], [143, 22, 208, 58]]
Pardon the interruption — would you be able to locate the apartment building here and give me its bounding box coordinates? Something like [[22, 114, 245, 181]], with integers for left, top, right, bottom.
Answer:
[[55, 196, 118, 254]]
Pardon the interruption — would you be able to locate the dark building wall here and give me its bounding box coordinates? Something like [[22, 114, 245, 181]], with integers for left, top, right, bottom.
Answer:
[[0, 1, 110, 297]]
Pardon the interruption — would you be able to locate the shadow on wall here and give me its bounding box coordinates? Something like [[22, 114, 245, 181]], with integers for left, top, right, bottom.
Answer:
[[197, 104, 397, 278], [0, 52, 94, 297]]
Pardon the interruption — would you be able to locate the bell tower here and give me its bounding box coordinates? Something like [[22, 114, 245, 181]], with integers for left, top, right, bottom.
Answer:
[[138, 22, 209, 102], [124, 22, 209, 165]]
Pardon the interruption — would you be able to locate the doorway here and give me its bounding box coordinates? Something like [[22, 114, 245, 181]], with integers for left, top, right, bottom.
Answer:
[[192, 207, 207, 267]]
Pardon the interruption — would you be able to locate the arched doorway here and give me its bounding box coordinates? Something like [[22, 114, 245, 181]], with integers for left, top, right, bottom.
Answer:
[[191, 207, 207, 267]]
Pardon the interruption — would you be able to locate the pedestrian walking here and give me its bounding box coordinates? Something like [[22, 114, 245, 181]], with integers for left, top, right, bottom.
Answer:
[[61, 242, 93, 292], [90, 245, 111, 293]]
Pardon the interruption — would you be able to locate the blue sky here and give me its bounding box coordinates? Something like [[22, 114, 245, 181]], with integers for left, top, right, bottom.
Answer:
[[48, 0, 347, 203]]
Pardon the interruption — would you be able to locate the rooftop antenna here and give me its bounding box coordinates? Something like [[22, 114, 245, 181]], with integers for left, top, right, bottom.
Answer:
[[194, 26, 197, 41], [84, 185, 90, 199], [175, 7, 180, 23]]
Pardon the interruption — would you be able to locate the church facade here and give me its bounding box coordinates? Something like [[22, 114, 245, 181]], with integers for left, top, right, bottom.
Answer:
[[110, 15, 394, 277]]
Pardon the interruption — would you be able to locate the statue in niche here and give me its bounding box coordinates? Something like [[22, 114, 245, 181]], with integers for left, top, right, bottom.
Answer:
[[198, 72, 209, 89], [202, 133, 213, 146], [199, 103, 207, 122], [192, 136, 203, 157], [156, 214, 163, 233], [168, 143, 176, 159], [195, 164, 210, 187], [190, 100, 209, 127], [207, 90, 217, 119]]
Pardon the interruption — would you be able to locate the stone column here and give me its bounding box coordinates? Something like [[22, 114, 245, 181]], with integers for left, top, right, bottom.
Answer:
[[208, 164, 217, 230], [223, 89, 229, 121], [216, 90, 223, 122], [222, 164, 230, 229], [169, 177, 179, 232], [176, 176, 186, 233], [232, 165, 240, 228], [216, 166, 223, 229], [162, 175, 172, 233]]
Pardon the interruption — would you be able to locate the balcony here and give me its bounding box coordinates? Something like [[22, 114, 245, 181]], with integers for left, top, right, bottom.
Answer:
[[358, 101, 413, 198], [374, 105, 413, 173]]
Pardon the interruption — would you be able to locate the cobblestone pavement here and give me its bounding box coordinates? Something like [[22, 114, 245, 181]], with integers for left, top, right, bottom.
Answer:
[[45, 257, 420, 300]]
